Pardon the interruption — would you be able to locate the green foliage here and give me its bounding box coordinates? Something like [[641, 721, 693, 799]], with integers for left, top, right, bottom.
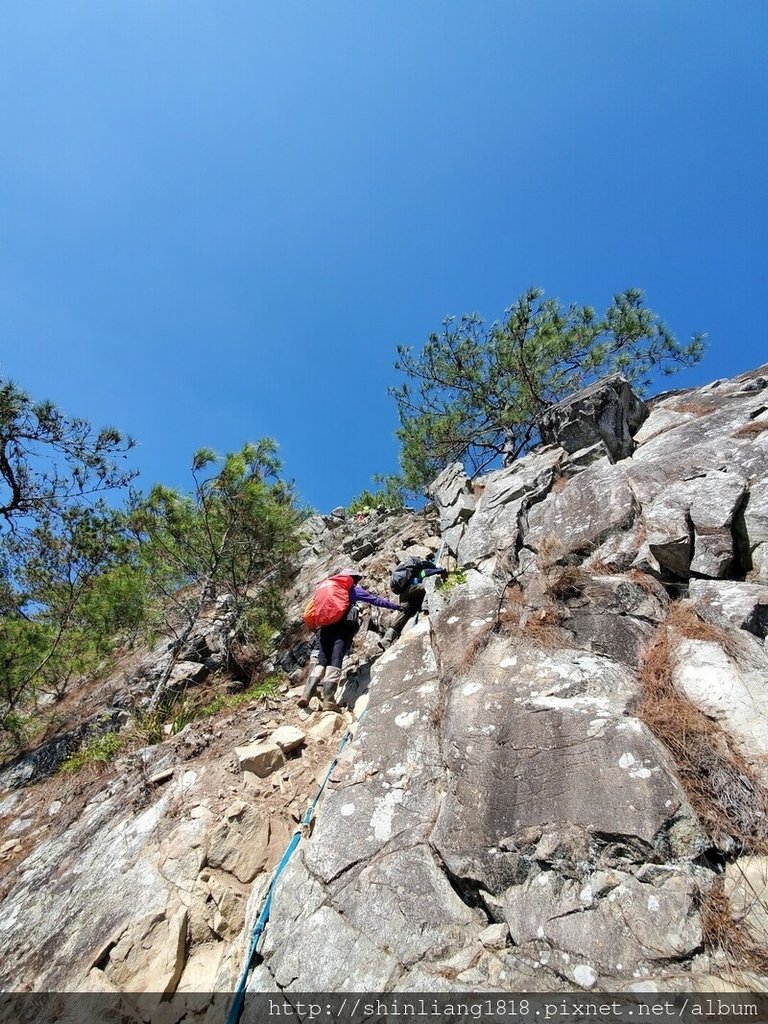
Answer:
[[0, 502, 148, 739], [0, 618, 53, 727], [440, 567, 467, 591], [60, 731, 123, 773], [0, 383, 304, 745], [0, 376, 140, 740], [196, 675, 284, 718], [77, 563, 153, 642], [347, 480, 405, 516], [131, 707, 168, 746], [129, 440, 303, 665], [390, 287, 705, 491], [132, 675, 286, 741], [235, 602, 281, 656], [130, 695, 198, 745], [0, 375, 135, 525]]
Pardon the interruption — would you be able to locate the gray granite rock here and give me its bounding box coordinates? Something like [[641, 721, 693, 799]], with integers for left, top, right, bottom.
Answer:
[[7, 364, 768, 1000], [688, 579, 768, 638], [539, 374, 648, 462]]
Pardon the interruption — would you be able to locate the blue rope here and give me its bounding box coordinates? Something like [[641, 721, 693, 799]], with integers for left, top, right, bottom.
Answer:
[[226, 713, 365, 1024]]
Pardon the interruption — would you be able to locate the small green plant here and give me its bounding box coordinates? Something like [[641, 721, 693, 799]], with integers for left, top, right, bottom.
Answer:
[[440, 567, 467, 591], [61, 731, 123, 773], [131, 707, 167, 746], [197, 675, 284, 719], [198, 693, 228, 718], [248, 675, 284, 700], [129, 693, 197, 743], [347, 483, 404, 516], [167, 699, 195, 735]]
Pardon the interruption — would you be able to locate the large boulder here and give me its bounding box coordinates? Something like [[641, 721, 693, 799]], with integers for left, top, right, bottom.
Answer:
[[235, 741, 285, 779], [525, 461, 638, 560], [458, 447, 563, 567], [737, 478, 768, 583], [641, 470, 747, 578], [426, 462, 477, 555], [670, 637, 768, 785], [256, 588, 710, 992], [538, 374, 648, 463], [688, 580, 768, 639]]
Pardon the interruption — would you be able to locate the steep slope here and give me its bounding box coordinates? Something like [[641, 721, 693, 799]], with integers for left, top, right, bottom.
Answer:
[[0, 505, 441, 1000], [1, 365, 768, 1009], [247, 364, 768, 995]]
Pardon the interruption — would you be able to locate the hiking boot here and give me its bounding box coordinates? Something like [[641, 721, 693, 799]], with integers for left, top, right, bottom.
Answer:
[[298, 666, 324, 708], [321, 665, 342, 707], [382, 627, 398, 647]]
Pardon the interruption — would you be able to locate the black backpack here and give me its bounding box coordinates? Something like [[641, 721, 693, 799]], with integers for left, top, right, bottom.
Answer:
[[390, 557, 432, 595]]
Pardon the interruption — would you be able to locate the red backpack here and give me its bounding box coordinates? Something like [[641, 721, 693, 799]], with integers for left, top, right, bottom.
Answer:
[[303, 574, 355, 631]]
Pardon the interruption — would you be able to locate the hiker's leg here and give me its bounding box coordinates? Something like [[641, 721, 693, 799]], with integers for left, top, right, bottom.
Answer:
[[382, 585, 425, 646], [298, 629, 330, 706], [298, 663, 325, 706], [328, 622, 354, 675], [322, 665, 342, 704], [323, 622, 355, 705]]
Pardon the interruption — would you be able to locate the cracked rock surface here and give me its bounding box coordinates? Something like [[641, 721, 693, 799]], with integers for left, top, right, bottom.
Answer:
[[3, 364, 768, 1003], [249, 364, 768, 995]]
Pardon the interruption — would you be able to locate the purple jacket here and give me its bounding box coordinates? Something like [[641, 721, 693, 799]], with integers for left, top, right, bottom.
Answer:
[[350, 584, 399, 612]]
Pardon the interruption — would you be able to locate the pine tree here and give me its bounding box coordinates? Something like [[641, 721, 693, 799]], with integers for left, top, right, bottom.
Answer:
[[390, 287, 705, 492]]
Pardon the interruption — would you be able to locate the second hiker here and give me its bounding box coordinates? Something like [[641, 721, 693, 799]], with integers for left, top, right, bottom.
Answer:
[[380, 554, 448, 648]]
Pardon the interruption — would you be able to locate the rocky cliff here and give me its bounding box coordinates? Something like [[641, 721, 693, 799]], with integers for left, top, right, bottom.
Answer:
[[1, 364, 768, 1011]]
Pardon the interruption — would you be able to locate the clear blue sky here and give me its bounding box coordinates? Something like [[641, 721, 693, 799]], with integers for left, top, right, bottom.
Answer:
[[2, 2, 766, 512]]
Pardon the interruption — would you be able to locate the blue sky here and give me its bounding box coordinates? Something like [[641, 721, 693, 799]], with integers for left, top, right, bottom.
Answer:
[[2, 2, 767, 512]]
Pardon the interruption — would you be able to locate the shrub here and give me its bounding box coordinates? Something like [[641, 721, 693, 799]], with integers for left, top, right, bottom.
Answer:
[[440, 567, 467, 591], [347, 485, 404, 516], [196, 676, 284, 719], [61, 732, 123, 773]]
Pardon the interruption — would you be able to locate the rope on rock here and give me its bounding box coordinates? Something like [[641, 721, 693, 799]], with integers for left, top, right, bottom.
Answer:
[[226, 710, 367, 1024]]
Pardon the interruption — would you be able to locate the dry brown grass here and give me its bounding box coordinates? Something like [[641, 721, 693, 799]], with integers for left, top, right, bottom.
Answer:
[[665, 599, 744, 660], [551, 474, 569, 494], [700, 876, 768, 975], [537, 533, 566, 571], [517, 605, 572, 651], [454, 587, 570, 673], [496, 583, 525, 627], [637, 607, 768, 852], [734, 420, 768, 439], [584, 556, 621, 576], [481, 576, 573, 655], [673, 401, 717, 416], [547, 565, 589, 602], [626, 567, 663, 596]]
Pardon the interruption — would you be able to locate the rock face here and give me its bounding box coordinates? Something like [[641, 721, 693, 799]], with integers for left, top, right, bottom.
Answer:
[[248, 363, 768, 995], [3, 363, 768, 1004], [538, 373, 649, 463], [426, 462, 476, 555]]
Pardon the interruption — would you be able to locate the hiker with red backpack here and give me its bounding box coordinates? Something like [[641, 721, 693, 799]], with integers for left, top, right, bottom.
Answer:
[[299, 569, 399, 708]]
